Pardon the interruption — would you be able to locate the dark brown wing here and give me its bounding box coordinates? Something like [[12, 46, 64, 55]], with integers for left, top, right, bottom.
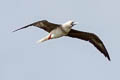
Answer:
[[67, 29, 111, 61], [13, 20, 60, 33]]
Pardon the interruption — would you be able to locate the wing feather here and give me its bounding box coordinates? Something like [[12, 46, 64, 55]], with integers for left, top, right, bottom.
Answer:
[[67, 29, 111, 61], [13, 20, 60, 32]]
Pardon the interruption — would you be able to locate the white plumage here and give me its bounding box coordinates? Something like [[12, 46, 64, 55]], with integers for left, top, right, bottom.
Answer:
[[37, 20, 75, 43]]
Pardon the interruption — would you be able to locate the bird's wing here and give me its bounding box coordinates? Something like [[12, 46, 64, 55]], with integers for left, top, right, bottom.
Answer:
[[13, 20, 60, 33], [67, 29, 110, 61]]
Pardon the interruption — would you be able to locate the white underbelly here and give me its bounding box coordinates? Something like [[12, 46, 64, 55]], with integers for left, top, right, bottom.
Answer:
[[50, 28, 67, 38]]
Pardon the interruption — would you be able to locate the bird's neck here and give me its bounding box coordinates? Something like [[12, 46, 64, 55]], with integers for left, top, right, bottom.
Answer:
[[61, 24, 72, 33]]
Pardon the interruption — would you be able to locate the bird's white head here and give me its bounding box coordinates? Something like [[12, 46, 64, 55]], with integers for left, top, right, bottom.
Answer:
[[62, 20, 78, 33], [63, 20, 78, 28]]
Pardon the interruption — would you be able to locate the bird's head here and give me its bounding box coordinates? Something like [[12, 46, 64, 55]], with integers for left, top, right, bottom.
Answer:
[[63, 20, 78, 27]]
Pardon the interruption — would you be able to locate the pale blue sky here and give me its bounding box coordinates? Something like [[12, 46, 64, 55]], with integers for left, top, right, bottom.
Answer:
[[0, 0, 120, 80]]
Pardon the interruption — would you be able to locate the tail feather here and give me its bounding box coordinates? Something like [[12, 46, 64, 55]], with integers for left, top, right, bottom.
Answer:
[[36, 37, 48, 43], [36, 34, 51, 43]]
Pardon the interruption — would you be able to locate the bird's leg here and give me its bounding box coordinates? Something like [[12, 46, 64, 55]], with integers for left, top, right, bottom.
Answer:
[[36, 34, 52, 43]]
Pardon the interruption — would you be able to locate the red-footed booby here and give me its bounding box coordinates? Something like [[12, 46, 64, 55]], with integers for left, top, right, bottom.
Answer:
[[13, 20, 111, 61]]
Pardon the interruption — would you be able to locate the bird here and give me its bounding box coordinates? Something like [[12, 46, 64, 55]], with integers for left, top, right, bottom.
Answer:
[[13, 20, 111, 61]]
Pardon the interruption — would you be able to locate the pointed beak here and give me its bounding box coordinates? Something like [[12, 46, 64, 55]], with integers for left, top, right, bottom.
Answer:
[[73, 22, 79, 25]]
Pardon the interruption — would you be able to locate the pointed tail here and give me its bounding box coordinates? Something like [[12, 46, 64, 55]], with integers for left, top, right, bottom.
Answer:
[[36, 34, 52, 43]]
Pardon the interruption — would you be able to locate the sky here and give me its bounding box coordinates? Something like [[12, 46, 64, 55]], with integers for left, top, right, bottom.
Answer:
[[0, 0, 120, 80]]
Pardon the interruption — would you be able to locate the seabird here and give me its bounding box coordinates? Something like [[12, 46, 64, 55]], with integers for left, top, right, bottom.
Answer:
[[13, 20, 111, 61]]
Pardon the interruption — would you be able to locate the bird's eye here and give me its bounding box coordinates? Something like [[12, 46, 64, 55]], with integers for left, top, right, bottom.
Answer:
[[71, 22, 74, 26]]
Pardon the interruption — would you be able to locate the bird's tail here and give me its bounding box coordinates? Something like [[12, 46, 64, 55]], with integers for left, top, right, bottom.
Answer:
[[36, 34, 52, 43], [36, 36, 49, 43], [12, 23, 33, 32]]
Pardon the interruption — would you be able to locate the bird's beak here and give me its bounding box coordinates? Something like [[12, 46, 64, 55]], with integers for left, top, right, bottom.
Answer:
[[73, 22, 79, 25]]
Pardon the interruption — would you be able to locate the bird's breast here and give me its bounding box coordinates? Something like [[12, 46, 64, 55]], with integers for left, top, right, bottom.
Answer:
[[50, 27, 68, 38]]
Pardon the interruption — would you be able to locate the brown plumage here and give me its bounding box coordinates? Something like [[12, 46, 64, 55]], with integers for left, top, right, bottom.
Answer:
[[13, 20, 60, 32], [67, 29, 111, 61]]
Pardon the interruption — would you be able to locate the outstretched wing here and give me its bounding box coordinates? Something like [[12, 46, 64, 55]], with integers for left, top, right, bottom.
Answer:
[[13, 20, 60, 33], [67, 29, 111, 61]]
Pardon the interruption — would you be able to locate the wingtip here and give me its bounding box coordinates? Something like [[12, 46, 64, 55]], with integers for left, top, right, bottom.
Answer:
[[12, 28, 21, 32], [107, 56, 111, 61], [104, 49, 111, 61], [12, 30, 17, 32], [12, 24, 33, 33]]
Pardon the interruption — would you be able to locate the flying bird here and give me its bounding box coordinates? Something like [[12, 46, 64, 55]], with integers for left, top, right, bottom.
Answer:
[[13, 20, 111, 61]]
